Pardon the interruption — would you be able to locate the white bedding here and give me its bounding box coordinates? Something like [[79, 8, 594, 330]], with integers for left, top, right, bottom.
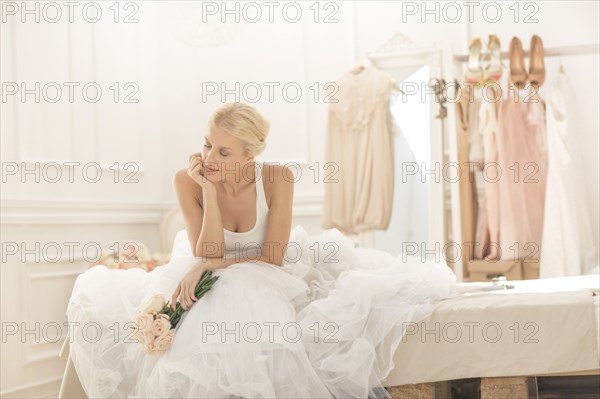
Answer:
[[383, 274, 600, 386], [455, 274, 600, 360]]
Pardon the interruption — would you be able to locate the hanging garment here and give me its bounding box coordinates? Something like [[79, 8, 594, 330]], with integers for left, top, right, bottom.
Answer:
[[468, 93, 483, 166], [473, 95, 501, 259], [454, 85, 480, 262], [540, 69, 599, 277], [496, 93, 548, 261], [466, 89, 485, 255], [322, 63, 397, 235]]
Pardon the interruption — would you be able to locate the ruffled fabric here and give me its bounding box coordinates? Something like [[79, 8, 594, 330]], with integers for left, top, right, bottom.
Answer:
[[66, 226, 457, 398], [283, 227, 456, 398]]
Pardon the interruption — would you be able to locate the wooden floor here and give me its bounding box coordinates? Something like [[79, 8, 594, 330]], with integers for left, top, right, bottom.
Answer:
[[450, 376, 600, 398]]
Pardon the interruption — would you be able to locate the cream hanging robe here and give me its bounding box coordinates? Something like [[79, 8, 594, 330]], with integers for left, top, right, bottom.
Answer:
[[322, 63, 397, 235], [540, 69, 598, 276]]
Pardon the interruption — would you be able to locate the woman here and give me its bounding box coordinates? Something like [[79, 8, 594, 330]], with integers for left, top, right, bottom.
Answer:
[[66, 103, 457, 399], [170, 101, 299, 308]]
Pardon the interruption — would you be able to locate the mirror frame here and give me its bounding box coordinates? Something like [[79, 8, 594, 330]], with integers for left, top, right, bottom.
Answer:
[[367, 33, 451, 269]]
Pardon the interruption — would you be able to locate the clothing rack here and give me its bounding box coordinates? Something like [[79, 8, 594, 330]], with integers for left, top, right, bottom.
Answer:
[[449, 42, 599, 282], [453, 43, 599, 62]]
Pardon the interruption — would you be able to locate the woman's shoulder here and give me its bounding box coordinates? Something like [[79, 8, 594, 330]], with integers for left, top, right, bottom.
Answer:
[[260, 163, 295, 185], [260, 163, 295, 207], [173, 168, 199, 189], [173, 168, 202, 206]]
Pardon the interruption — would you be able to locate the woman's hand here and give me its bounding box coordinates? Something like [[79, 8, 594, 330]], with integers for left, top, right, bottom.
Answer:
[[171, 263, 209, 311], [187, 153, 216, 191]]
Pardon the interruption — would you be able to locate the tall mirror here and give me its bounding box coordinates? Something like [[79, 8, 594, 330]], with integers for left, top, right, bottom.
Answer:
[[367, 34, 448, 262]]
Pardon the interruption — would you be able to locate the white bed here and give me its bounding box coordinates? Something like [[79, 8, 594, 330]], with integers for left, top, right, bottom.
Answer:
[[383, 274, 600, 387]]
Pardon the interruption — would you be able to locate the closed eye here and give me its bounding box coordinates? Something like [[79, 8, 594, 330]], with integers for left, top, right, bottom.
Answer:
[[204, 144, 228, 157]]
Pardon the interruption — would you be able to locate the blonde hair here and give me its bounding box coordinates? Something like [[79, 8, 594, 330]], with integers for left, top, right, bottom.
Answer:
[[208, 102, 270, 157]]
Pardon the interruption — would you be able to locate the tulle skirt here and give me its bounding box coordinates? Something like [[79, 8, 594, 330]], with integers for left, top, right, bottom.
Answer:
[[66, 226, 457, 398]]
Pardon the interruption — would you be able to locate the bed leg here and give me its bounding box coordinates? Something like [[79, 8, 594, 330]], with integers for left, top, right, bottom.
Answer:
[[480, 376, 530, 399], [386, 381, 451, 399]]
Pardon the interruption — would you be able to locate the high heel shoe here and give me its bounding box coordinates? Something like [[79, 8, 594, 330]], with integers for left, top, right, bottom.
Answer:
[[486, 33, 503, 81], [465, 36, 484, 85], [529, 34, 546, 88], [509, 36, 527, 89]]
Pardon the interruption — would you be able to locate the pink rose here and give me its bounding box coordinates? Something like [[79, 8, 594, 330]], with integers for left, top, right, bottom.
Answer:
[[149, 330, 174, 354], [132, 313, 154, 344], [143, 330, 156, 350], [151, 316, 172, 337], [142, 295, 166, 315]]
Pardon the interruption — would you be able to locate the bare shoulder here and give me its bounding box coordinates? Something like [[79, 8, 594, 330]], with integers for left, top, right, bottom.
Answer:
[[173, 168, 197, 191], [261, 163, 295, 187], [261, 163, 295, 207], [173, 168, 202, 206]]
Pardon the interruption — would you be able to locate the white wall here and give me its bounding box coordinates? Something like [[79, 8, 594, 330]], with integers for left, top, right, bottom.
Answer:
[[1, 1, 598, 396]]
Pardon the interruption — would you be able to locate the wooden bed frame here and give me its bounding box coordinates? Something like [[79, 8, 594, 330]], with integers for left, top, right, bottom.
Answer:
[[385, 369, 600, 399]]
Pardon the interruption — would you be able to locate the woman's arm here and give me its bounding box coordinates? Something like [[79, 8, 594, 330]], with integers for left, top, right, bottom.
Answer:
[[261, 164, 295, 266], [201, 164, 295, 268], [173, 169, 225, 258]]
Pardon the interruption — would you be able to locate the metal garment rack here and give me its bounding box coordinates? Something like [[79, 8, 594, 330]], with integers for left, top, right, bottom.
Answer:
[[453, 43, 600, 62]]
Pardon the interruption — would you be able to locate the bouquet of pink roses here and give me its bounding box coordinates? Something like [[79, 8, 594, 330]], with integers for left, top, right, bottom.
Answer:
[[130, 270, 219, 355]]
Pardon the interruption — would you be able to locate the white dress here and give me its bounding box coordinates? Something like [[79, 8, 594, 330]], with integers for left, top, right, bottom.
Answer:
[[66, 161, 457, 398], [322, 64, 397, 235], [540, 69, 598, 277]]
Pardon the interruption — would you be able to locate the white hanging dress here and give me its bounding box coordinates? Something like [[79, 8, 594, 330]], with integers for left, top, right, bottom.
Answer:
[[540, 69, 598, 277]]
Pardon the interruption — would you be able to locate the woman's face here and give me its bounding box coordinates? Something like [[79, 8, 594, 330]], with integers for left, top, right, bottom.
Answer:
[[202, 125, 254, 183]]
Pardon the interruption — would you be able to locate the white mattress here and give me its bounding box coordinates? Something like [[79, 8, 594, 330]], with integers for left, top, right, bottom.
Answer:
[[455, 274, 600, 360], [383, 274, 600, 386]]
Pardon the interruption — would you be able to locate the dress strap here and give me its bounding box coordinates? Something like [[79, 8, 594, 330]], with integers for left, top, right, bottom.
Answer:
[[255, 161, 269, 212]]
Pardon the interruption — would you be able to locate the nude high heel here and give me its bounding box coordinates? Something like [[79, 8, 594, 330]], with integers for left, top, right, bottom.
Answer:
[[486, 33, 503, 81], [465, 36, 484, 85], [529, 34, 546, 88], [509, 36, 527, 89]]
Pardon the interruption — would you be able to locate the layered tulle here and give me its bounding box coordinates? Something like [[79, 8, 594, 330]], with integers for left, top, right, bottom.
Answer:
[[281, 227, 456, 398], [66, 226, 457, 398]]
